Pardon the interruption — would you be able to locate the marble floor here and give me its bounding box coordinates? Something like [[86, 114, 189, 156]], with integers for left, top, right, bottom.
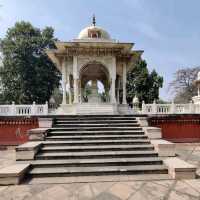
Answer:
[[0, 143, 200, 200]]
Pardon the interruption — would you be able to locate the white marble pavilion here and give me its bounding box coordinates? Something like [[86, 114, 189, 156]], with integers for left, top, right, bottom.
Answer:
[[46, 17, 143, 114]]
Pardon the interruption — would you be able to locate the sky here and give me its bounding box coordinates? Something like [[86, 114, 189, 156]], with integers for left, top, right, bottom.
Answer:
[[0, 0, 200, 100]]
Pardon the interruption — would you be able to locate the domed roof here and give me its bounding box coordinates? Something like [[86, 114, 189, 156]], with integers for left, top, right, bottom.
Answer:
[[77, 25, 111, 40]]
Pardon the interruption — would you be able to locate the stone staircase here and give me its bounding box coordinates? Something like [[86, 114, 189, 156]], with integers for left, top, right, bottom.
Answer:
[[76, 103, 117, 115], [28, 115, 168, 178]]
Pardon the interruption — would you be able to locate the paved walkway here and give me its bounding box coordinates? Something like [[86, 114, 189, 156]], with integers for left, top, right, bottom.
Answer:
[[0, 144, 200, 200]]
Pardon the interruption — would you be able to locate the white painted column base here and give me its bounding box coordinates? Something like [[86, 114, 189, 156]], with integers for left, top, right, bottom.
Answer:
[[151, 139, 176, 157], [164, 157, 196, 179], [143, 127, 162, 139], [15, 142, 42, 160], [117, 104, 131, 114], [136, 117, 148, 127], [38, 118, 53, 128], [28, 128, 49, 141], [0, 164, 30, 185]]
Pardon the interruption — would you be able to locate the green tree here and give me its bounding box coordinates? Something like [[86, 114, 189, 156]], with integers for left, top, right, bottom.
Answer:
[[127, 60, 163, 105], [0, 21, 60, 104], [50, 87, 63, 107], [169, 67, 200, 103]]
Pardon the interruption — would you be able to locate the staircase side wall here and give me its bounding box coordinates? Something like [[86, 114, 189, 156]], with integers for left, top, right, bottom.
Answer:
[[148, 114, 200, 142], [0, 117, 38, 146]]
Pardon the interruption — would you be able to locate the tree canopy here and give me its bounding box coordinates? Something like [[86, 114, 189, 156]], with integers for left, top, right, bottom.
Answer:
[[127, 60, 163, 105], [169, 67, 200, 103], [0, 21, 60, 104]]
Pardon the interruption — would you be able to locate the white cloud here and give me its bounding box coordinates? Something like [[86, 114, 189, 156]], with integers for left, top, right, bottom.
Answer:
[[135, 22, 162, 41]]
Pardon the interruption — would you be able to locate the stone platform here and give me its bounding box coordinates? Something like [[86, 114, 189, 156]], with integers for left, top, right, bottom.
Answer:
[[55, 103, 132, 115], [0, 143, 200, 199], [1, 115, 198, 186]]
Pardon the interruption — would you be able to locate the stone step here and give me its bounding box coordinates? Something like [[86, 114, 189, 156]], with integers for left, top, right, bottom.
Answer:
[[54, 119, 138, 122], [54, 117, 138, 120], [28, 174, 170, 184], [56, 114, 140, 115], [76, 109, 114, 112], [49, 129, 144, 134], [55, 120, 138, 124], [41, 144, 154, 152], [53, 123, 140, 127], [76, 109, 116, 113], [36, 150, 157, 160], [29, 164, 168, 177], [77, 107, 113, 109], [49, 127, 143, 131], [77, 106, 113, 108], [24, 115, 168, 180], [43, 139, 150, 146], [45, 135, 147, 141], [77, 112, 116, 115], [48, 130, 145, 136], [29, 157, 163, 167]]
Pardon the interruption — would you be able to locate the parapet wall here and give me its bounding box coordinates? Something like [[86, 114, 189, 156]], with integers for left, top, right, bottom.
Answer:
[[148, 114, 200, 142]]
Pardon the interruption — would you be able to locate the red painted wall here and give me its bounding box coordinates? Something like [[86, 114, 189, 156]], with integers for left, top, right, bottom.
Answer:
[[0, 117, 38, 146], [148, 114, 200, 142]]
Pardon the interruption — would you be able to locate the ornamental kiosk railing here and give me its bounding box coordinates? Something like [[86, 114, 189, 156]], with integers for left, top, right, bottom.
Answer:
[[0, 102, 48, 116], [141, 101, 200, 114]]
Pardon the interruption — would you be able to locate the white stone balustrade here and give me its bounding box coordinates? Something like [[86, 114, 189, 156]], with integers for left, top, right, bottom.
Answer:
[[0, 102, 48, 116], [1, 101, 200, 115], [141, 101, 200, 114]]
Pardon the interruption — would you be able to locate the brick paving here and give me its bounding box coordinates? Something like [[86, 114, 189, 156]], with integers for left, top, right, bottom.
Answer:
[[0, 144, 200, 200]]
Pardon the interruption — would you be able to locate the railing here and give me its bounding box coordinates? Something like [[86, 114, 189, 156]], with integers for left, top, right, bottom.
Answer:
[[0, 102, 48, 116], [141, 101, 200, 114], [1, 101, 200, 115]]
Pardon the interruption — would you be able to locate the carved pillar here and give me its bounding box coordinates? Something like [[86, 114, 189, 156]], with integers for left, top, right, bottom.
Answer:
[[117, 78, 121, 104], [67, 75, 72, 104], [117, 89, 120, 103], [79, 80, 82, 103], [73, 56, 79, 103], [111, 57, 116, 104], [73, 79, 79, 103], [122, 62, 127, 104], [62, 57, 67, 105]]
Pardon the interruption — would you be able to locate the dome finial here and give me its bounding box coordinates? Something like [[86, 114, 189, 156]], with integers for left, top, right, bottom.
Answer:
[[92, 14, 96, 26]]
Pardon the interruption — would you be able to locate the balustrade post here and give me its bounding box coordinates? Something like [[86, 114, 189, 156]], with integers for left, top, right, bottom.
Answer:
[[152, 100, 157, 114], [44, 101, 48, 115], [31, 101, 36, 115], [11, 101, 15, 116], [142, 101, 145, 114], [171, 100, 175, 114], [189, 101, 194, 113]]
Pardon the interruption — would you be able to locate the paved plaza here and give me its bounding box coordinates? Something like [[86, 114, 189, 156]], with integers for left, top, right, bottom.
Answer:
[[0, 144, 199, 200]]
